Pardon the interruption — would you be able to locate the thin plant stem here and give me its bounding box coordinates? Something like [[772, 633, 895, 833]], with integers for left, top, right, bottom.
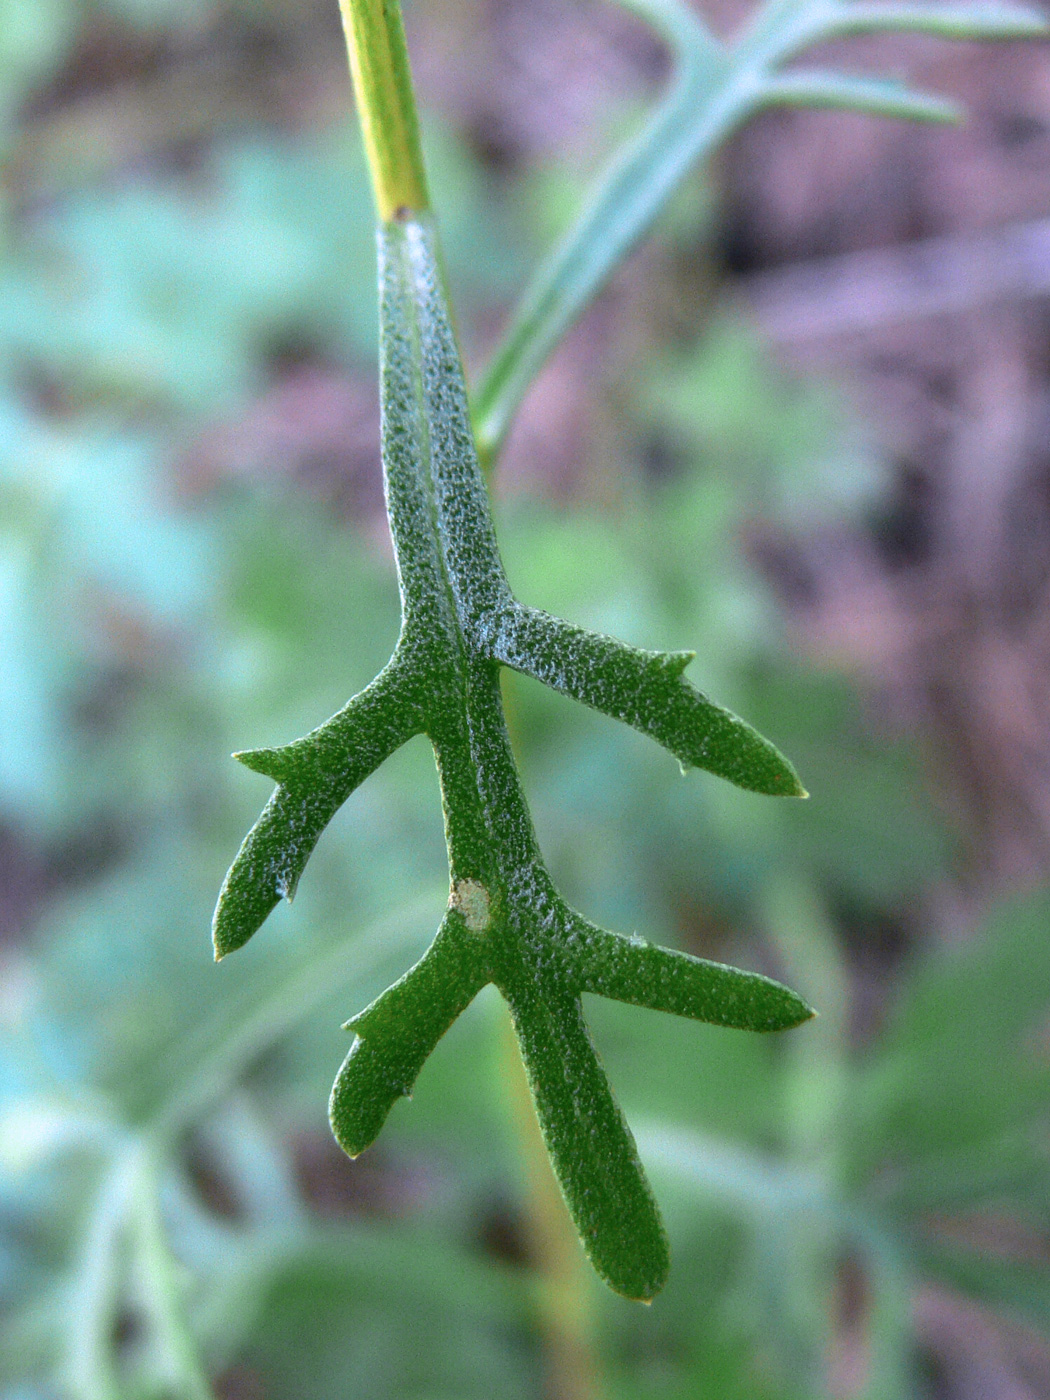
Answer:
[[336, 0, 430, 220]]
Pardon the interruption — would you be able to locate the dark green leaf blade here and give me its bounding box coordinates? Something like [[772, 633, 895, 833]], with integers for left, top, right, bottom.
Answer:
[[505, 976, 669, 1300], [330, 914, 489, 1155], [490, 605, 805, 796], [565, 916, 815, 1030], [213, 661, 420, 958], [213, 783, 340, 960]]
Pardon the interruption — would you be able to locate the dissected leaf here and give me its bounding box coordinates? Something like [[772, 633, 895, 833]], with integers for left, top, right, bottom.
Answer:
[[216, 214, 810, 1298], [567, 917, 813, 1029], [211, 0, 1049, 1304], [760, 71, 961, 123]]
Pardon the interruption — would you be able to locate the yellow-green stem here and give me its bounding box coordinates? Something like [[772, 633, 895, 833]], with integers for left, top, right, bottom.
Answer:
[[337, 0, 429, 221]]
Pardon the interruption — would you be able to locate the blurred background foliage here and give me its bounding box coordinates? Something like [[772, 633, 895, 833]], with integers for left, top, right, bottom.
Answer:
[[1, 0, 1049, 1397]]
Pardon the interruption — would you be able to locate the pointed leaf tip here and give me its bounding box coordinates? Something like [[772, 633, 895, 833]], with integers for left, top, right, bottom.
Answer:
[[217, 678, 422, 956], [211, 781, 338, 959], [235, 746, 296, 781], [783, 992, 818, 1029], [659, 650, 695, 680]]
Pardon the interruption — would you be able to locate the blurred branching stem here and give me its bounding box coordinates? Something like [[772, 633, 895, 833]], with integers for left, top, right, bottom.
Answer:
[[470, 0, 1048, 460]]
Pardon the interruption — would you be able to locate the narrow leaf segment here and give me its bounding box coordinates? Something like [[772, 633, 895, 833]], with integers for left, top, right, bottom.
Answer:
[[214, 215, 811, 1299]]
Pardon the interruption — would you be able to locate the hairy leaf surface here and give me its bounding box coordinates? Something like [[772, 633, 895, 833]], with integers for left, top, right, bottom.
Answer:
[[216, 214, 810, 1298]]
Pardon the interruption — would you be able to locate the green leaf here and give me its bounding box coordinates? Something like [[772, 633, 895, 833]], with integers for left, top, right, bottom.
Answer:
[[471, 0, 730, 458], [567, 917, 814, 1029], [213, 660, 420, 958], [330, 914, 488, 1156], [507, 978, 670, 1299], [216, 214, 808, 1298], [491, 605, 805, 794], [214, 0, 1045, 1302]]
